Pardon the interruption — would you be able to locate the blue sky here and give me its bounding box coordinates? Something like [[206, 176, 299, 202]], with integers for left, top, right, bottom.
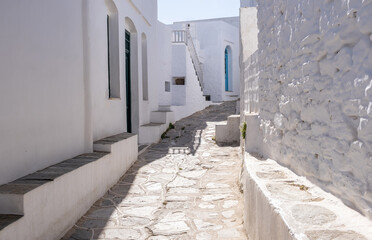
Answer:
[[158, 0, 240, 24]]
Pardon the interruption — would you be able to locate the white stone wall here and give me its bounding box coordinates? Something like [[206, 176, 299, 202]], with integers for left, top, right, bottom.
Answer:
[[247, 0, 372, 218], [243, 51, 259, 114]]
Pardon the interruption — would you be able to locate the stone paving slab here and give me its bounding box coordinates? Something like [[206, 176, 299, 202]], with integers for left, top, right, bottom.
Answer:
[[62, 101, 247, 240]]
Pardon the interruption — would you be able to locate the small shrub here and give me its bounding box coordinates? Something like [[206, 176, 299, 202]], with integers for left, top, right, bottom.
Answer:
[[240, 122, 247, 139], [161, 122, 175, 139]]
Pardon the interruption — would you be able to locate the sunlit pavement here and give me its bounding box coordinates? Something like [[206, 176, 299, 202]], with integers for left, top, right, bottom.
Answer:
[[63, 101, 247, 240]]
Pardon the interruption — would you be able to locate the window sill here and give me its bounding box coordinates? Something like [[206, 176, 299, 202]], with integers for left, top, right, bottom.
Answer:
[[109, 97, 121, 101]]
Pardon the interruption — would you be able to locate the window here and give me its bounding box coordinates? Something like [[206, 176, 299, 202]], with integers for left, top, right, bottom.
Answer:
[[105, 0, 120, 99], [174, 78, 185, 85], [165, 81, 171, 92], [142, 33, 148, 100]]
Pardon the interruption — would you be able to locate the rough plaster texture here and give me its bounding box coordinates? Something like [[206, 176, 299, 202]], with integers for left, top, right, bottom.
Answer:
[[244, 0, 372, 219], [242, 152, 372, 240], [240, 0, 258, 8], [240, 7, 259, 115]]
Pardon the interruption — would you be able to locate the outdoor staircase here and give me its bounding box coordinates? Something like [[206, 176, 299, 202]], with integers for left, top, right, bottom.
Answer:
[[139, 105, 175, 144], [172, 27, 205, 94]]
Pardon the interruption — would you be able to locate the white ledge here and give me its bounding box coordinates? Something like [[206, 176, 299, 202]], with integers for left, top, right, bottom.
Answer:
[[242, 152, 372, 240]]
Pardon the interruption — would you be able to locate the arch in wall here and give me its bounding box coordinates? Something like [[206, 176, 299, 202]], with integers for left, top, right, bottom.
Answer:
[[105, 0, 120, 98], [124, 17, 139, 134], [141, 32, 148, 101], [224, 45, 233, 92]]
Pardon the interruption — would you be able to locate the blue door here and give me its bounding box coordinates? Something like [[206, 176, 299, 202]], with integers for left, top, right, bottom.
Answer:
[[225, 48, 229, 91]]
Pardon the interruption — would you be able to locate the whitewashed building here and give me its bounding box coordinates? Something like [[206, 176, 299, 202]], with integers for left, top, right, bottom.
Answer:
[[0, 0, 210, 239], [172, 18, 241, 102], [240, 0, 372, 239]]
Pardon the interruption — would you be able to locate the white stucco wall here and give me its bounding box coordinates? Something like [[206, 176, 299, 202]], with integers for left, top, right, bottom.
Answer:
[[0, 0, 170, 185], [156, 22, 173, 107], [0, 0, 87, 186], [172, 19, 240, 102], [172, 47, 210, 121], [244, 0, 372, 219]]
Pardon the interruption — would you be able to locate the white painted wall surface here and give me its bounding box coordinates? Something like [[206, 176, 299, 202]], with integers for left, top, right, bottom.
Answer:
[[0, 0, 87, 186], [172, 45, 210, 121], [243, 0, 372, 219], [156, 22, 173, 107], [0, 0, 169, 183]]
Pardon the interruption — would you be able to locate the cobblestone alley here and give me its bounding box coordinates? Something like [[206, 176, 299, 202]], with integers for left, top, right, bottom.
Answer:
[[63, 101, 247, 240]]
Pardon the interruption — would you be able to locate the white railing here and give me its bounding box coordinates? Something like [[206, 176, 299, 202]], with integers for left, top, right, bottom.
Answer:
[[172, 27, 204, 90], [172, 30, 187, 44]]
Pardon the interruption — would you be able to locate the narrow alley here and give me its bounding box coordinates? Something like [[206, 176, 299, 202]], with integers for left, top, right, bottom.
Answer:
[[62, 101, 247, 240]]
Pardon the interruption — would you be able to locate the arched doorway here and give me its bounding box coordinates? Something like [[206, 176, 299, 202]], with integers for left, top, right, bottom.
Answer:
[[224, 46, 233, 92], [125, 17, 139, 134]]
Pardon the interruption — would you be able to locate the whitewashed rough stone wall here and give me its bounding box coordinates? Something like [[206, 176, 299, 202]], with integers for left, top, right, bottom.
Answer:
[[252, 0, 372, 218], [243, 51, 259, 114]]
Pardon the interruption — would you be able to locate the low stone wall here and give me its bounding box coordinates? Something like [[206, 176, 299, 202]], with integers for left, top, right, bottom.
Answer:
[[242, 152, 372, 240], [0, 133, 138, 240], [243, 0, 372, 218]]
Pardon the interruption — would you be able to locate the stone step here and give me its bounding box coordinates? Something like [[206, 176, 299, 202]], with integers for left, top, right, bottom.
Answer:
[[93, 132, 136, 152], [0, 215, 22, 231], [139, 122, 169, 144], [215, 115, 240, 144], [0, 132, 138, 239], [150, 110, 175, 124], [0, 152, 109, 215], [158, 105, 172, 112]]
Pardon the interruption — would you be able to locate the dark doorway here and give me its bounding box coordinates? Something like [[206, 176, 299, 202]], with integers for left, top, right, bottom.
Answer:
[[125, 30, 132, 133]]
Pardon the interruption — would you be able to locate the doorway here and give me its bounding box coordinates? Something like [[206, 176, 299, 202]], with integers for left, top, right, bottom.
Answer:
[[125, 30, 132, 133]]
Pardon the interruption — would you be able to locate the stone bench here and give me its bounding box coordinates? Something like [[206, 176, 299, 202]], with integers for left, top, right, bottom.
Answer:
[[0, 133, 137, 240], [242, 152, 372, 240]]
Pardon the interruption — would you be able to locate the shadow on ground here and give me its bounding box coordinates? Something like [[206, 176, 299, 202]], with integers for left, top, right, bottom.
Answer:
[[62, 101, 238, 240]]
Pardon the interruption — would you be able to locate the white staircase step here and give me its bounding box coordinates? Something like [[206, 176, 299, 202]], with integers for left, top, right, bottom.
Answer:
[[139, 123, 168, 144], [150, 111, 175, 124]]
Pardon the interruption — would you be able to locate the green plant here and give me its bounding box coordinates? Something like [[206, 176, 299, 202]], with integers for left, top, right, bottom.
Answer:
[[161, 122, 175, 139], [240, 122, 247, 139]]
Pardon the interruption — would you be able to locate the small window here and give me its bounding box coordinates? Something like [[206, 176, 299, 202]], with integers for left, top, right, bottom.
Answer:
[[165, 81, 171, 92], [106, 6, 120, 99], [174, 78, 185, 85]]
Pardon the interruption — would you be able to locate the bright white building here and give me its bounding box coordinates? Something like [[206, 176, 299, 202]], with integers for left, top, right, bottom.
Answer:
[[172, 18, 241, 102], [0, 0, 211, 239]]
